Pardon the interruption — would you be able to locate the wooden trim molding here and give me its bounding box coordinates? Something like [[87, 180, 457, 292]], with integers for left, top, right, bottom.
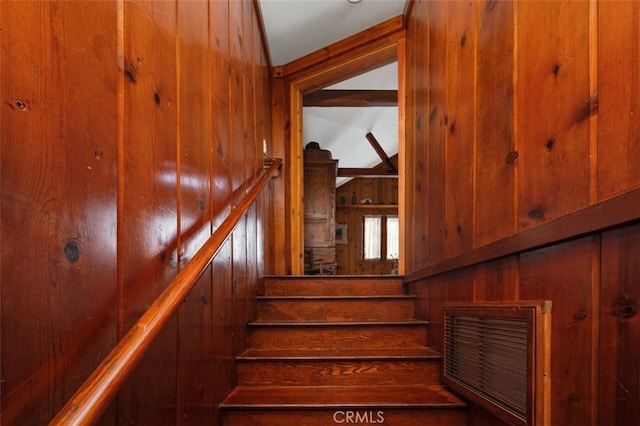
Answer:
[[405, 189, 640, 283], [276, 15, 404, 78], [282, 21, 404, 275]]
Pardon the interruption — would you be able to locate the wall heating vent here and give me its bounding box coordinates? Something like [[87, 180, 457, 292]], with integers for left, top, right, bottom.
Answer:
[[443, 302, 551, 426]]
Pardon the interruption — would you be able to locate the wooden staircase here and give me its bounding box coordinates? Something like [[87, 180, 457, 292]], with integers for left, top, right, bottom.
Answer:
[[219, 276, 467, 425]]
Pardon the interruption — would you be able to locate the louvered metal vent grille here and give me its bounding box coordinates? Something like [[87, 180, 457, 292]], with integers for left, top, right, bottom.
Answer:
[[444, 314, 528, 420], [442, 303, 551, 426]]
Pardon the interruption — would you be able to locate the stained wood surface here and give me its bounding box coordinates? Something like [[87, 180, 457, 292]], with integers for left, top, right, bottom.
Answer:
[[221, 276, 466, 425], [0, 2, 119, 424], [303, 90, 398, 107], [263, 276, 405, 296], [335, 177, 398, 275], [516, 0, 591, 230], [222, 384, 464, 407], [404, 2, 640, 424], [599, 224, 640, 426], [597, 1, 640, 199], [444, 0, 474, 258], [474, 0, 515, 246], [1, 1, 276, 424], [257, 295, 416, 322]]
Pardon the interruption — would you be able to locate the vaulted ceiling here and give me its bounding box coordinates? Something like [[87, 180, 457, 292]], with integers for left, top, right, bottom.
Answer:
[[258, 0, 406, 186]]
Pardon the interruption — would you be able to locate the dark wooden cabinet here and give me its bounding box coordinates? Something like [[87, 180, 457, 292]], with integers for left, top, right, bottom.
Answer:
[[303, 149, 338, 274]]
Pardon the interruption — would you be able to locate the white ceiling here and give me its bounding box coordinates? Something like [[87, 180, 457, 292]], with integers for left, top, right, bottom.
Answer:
[[258, 0, 405, 186], [259, 0, 406, 66]]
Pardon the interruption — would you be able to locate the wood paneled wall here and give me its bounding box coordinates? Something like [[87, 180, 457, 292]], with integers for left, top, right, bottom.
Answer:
[[405, 1, 640, 425], [0, 1, 274, 424], [335, 178, 398, 275]]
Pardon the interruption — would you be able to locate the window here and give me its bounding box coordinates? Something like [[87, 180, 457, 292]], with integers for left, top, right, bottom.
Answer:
[[364, 215, 398, 261]]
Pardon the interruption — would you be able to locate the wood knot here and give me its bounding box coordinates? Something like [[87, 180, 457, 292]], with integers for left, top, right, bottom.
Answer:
[[528, 207, 546, 220], [460, 33, 467, 47], [575, 94, 598, 123], [573, 310, 587, 321], [568, 394, 582, 404], [505, 150, 519, 164], [546, 139, 555, 151], [124, 65, 137, 83], [449, 120, 456, 135], [552, 62, 561, 76], [613, 299, 638, 319], [64, 240, 81, 263]]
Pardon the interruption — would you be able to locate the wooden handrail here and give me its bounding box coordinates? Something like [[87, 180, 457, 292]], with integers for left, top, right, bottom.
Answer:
[[49, 158, 282, 425]]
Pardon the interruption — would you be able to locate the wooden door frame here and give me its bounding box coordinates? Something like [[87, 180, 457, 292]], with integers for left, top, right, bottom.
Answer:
[[280, 24, 406, 275]]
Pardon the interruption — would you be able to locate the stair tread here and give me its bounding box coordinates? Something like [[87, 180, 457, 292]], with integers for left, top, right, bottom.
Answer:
[[221, 385, 465, 409], [249, 320, 429, 326], [265, 275, 403, 281], [258, 295, 414, 300], [238, 347, 441, 360]]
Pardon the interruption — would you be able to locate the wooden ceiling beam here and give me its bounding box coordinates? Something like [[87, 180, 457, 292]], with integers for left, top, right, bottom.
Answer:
[[366, 132, 398, 173], [303, 90, 397, 107], [337, 167, 398, 178]]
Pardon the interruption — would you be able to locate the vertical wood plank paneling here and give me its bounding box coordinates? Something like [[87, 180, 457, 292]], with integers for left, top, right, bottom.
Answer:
[[244, 3, 258, 320], [597, 1, 640, 200], [445, 267, 474, 304], [270, 77, 288, 274], [599, 224, 640, 426], [177, 0, 211, 273], [229, 0, 245, 203], [210, 239, 234, 426], [425, 277, 446, 353], [119, 1, 178, 422], [244, 0, 257, 183], [520, 238, 596, 426], [176, 0, 213, 423], [408, 0, 428, 270], [255, 16, 270, 279], [407, 1, 640, 424], [427, 0, 447, 264], [232, 220, 249, 358], [515, 1, 591, 230], [207, 15, 235, 420], [0, 2, 119, 423], [473, 256, 518, 302], [474, 0, 515, 246], [210, 0, 232, 229], [444, 0, 475, 258], [2, 0, 274, 423]]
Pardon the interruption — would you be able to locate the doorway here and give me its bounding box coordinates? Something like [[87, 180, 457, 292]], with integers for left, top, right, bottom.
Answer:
[[283, 37, 406, 275], [303, 63, 399, 275]]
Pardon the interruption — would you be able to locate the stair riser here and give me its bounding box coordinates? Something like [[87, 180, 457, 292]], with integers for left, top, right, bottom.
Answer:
[[247, 326, 428, 350], [264, 280, 405, 296], [237, 360, 441, 386], [222, 408, 467, 426], [257, 299, 415, 322]]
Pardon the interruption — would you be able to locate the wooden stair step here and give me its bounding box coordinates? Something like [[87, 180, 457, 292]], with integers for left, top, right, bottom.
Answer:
[[238, 347, 442, 360], [247, 321, 429, 350], [220, 385, 467, 426], [237, 348, 442, 386], [257, 295, 416, 322], [263, 275, 406, 296]]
